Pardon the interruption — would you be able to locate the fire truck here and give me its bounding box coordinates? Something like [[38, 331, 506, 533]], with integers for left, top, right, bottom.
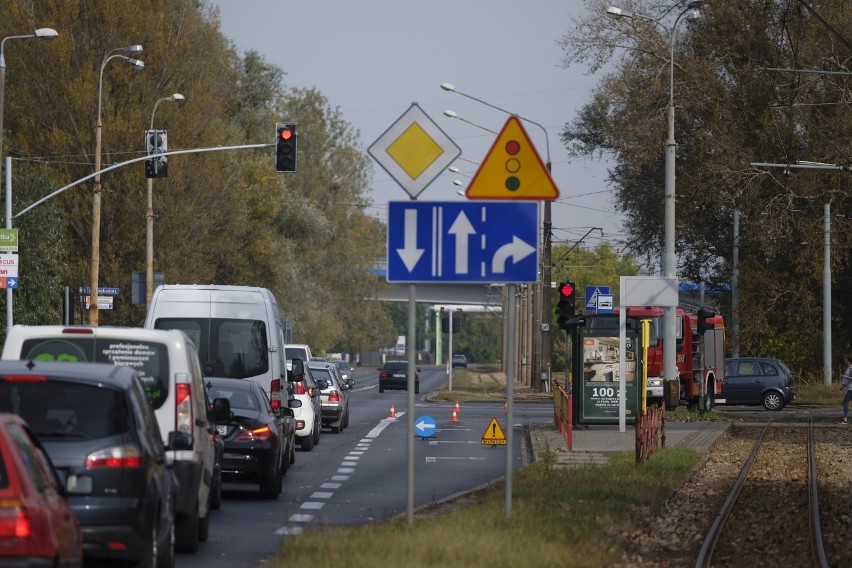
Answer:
[[579, 305, 725, 410]]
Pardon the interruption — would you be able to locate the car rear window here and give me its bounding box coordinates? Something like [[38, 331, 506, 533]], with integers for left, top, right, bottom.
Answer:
[[7, 381, 131, 439], [155, 317, 269, 379], [19, 337, 170, 409], [384, 362, 407, 371]]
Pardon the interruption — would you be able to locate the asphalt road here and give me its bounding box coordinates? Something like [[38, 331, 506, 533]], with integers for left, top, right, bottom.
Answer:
[[177, 365, 553, 567]]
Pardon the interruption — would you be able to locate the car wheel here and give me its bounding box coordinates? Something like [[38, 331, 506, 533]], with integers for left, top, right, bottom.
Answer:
[[175, 508, 200, 553], [280, 447, 290, 476], [314, 419, 321, 444], [331, 421, 341, 434], [209, 470, 222, 511], [379, 384, 384, 393], [289, 440, 296, 464], [763, 391, 784, 411], [342, 409, 349, 429], [259, 462, 282, 499], [300, 431, 315, 451], [703, 382, 715, 413], [157, 514, 176, 568]]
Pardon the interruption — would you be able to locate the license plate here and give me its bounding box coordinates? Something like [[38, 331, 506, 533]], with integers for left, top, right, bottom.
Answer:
[[393, 373, 405, 378]]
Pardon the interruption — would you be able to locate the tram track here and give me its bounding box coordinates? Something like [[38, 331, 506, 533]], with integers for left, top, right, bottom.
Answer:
[[695, 422, 826, 567], [618, 421, 852, 567]]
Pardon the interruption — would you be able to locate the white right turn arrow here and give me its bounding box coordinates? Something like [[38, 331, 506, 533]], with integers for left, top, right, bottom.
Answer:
[[491, 236, 535, 274]]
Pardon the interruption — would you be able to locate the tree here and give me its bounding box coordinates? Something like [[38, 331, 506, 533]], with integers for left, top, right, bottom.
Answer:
[[557, 0, 851, 376]]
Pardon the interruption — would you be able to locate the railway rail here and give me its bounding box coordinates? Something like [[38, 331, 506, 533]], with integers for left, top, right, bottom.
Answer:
[[618, 421, 852, 567], [695, 421, 827, 568]]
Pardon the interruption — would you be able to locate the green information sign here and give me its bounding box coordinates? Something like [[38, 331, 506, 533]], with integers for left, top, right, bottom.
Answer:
[[0, 229, 19, 252]]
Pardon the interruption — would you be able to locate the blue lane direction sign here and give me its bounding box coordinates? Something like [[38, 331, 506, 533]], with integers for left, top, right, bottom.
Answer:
[[415, 415, 437, 438], [387, 201, 539, 283]]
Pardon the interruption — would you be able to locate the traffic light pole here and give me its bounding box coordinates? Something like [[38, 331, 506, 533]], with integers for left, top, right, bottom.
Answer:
[[8, 143, 271, 326]]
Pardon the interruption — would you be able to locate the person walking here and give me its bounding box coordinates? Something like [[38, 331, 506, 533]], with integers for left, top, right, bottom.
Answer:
[[840, 354, 852, 424]]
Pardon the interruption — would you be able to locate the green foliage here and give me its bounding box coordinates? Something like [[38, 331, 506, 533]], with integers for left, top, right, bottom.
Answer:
[[558, 1, 852, 374], [0, 1, 394, 351]]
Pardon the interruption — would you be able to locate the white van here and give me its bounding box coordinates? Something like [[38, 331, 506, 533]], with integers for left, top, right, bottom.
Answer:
[[144, 285, 291, 409], [1, 324, 225, 553]]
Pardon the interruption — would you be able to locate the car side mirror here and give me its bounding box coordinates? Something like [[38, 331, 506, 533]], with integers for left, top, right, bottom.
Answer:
[[290, 358, 305, 382], [168, 431, 193, 451], [347, 379, 355, 389], [210, 397, 230, 423], [279, 407, 294, 417], [288, 398, 302, 409]]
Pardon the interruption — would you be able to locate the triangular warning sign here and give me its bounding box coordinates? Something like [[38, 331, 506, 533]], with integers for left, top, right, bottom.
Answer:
[[466, 116, 559, 200], [481, 417, 507, 445]]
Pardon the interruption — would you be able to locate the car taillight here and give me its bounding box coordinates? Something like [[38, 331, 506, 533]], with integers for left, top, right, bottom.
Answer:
[[87, 443, 143, 469], [175, 381, 192, 435], [295, 420, 305, 430], [235, 426, 273, 442], [294, 381, 306, 395], [0, 499, 30, 539], [0, 374, 48, 383], [270, 378, 281, 410], [328, 390, 340, 402], [379, 371, 388, 379]]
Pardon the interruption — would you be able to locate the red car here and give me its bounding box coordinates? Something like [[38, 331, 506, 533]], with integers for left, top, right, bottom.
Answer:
[[0, 412, 83, 566]]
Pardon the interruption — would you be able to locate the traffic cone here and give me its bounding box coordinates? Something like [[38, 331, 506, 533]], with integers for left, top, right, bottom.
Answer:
[[454, 401, 461, 414], [451, 409, 460, 423], [389, 404, 396, 418]]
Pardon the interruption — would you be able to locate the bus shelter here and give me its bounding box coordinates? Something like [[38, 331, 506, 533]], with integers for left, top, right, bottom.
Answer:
[[565, 315, 643, 426]]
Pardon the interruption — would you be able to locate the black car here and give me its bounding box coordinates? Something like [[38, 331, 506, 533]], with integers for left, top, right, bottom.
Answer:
[[720, 357, 796, 411], [378, 361, 420, 394], [205, 377, 300, 499], [0, 360, 179, 567]]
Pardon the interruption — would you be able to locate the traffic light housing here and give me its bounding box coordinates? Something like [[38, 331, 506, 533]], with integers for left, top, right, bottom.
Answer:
[[275, 122, 297, 172], [696, 309, 715, 335], [145, 129, 168, 178], [556, 280, 576, 330]]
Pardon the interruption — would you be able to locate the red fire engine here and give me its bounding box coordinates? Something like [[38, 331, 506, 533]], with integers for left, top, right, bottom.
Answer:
[[622, 305, 725, 410]]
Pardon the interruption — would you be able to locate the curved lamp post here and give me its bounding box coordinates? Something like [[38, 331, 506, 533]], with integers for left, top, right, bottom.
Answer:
[[0, 28, 59, 166], [1, 28, 59, 329], [147, 93, 185, 304], [441, 82, 553, 392], [90, 45, 144, 325], [606, 2, 703, 399]]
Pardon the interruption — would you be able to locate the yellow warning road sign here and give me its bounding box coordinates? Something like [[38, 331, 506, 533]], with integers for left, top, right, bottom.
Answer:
[[465, 116, 559, 201], [481, 417, 507, 445]]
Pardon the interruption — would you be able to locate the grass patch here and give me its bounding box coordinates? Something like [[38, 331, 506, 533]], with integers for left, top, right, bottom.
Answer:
[[794, 379, 842, 405], [273, 448, 701, 567]]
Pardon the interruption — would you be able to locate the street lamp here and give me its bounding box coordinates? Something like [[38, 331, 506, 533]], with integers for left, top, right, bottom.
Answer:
[[606, 2, 703, 398], [0, 28, 59, 171], [90, 45, 144, 325], [442, 109, 498, 135], [441, 81, 554, 390], [1, 27, 59, 330], [147, 93, 185, 305]]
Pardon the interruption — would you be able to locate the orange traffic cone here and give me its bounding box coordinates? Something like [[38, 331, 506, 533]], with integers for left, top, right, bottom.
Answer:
[[389, 404, 396, 418], [454, 401, 461, 414], [451, 409, 460, 423]]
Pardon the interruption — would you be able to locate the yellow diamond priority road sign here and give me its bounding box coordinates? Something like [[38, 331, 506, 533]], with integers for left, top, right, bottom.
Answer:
[[369, 103, 461, 199], [466, 116, 559, 200], [481, 416, 507, 446]]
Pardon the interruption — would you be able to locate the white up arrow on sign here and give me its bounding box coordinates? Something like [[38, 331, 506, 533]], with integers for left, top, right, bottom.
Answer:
[[448, 211, 475, 274]]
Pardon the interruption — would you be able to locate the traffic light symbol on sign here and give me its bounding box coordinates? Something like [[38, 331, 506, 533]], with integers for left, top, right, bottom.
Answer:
[[464, 116, 559, 200], [556, 280, 576, 330], [145, 129, 168, 178], [275, 122, 297, 172]]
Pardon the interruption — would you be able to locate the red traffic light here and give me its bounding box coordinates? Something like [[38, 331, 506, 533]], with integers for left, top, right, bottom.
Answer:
[[559, 282, 575, 298], [279, 127, 293, 140]]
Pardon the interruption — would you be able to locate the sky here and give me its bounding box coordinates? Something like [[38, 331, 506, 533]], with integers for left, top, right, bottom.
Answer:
[[207, 0, 623, 252]]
